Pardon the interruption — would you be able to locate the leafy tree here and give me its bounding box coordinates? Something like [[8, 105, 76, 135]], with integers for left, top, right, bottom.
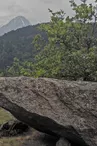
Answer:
[[32, 0, 97, 81], [6, 58, 34, 76]]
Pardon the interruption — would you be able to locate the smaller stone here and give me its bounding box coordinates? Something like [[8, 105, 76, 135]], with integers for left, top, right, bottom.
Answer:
[[56, 138, 71, 146]]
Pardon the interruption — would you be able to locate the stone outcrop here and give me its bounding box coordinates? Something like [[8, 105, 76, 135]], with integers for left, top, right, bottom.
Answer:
[[0, 77, 97, 145]]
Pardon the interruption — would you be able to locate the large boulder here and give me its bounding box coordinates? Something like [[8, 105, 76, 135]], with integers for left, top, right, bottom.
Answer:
[[0, 77, 97, 146]]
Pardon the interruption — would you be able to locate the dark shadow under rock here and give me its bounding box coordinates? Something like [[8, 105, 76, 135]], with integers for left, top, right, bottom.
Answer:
[[0, 120, 29, 137]]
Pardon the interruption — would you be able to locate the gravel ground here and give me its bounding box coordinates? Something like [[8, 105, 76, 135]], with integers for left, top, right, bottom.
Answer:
[[22, 130, 58, 146]]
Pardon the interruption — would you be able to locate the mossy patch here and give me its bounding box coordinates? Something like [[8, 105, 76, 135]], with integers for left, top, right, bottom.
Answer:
[[0, 108, 14, 124]]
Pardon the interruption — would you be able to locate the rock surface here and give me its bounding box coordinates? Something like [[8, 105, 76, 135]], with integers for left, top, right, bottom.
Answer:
[[0, 77, 97, 145]]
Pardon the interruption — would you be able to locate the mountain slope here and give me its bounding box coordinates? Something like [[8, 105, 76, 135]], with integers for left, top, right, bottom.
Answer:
[[0, 23, 47, 70], [0, 16, 31, 36]]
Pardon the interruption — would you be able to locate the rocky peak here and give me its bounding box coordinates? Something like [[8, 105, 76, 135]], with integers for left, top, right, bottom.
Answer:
[[0, 16, 31, 36]]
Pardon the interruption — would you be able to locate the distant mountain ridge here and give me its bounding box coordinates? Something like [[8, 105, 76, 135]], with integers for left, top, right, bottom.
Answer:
[[0, 16, 31, 36]]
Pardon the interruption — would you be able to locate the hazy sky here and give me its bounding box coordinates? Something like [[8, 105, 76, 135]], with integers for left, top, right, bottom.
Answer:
[[0, 0, 95, 26]]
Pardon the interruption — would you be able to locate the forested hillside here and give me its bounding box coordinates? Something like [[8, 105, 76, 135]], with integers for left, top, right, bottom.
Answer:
[[0, 24, 46, 70]]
